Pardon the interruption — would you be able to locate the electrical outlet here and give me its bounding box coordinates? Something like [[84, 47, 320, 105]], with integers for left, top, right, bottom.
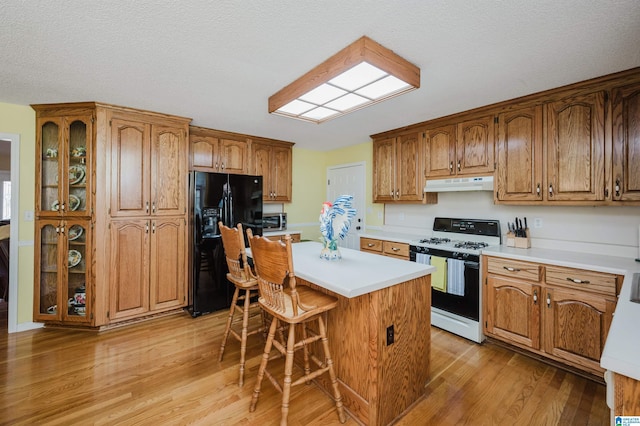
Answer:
[[534, 218, 543, 228], [386, 325, 394, 346]]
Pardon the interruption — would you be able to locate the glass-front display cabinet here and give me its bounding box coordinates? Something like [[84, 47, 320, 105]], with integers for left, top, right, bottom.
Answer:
[[34, 220, 91, 323], [37, 115, 92, 217]]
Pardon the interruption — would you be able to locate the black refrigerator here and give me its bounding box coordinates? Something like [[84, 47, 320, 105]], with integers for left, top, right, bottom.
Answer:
[[188, 171, 263, 317]]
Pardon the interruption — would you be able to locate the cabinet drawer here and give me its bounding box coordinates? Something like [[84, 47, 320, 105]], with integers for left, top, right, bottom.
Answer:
[[265, 233, 300, 243], [486, 257, 541, 282], [383, 241, 409, 258], [545, 265, 617, 296], [360, 237, 383, 252]]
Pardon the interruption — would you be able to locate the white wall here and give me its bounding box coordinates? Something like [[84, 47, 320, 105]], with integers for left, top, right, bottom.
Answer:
[[382, 192, 640, 258]]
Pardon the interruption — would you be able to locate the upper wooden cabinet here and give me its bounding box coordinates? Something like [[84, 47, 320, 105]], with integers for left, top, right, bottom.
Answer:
[[373, 130, 436, 203], [495, 105, 543, 202], [109, 115, 187, 217], [36, 113, 93, 218], [455, 115, 495, 175], [377, 67, 640, 206], [545, 91, 606, 202], [189, 126, 249, 175], [424, 116, 495, 179], [252, 139, 293, 202], [424, 125, 456, 178], [612, 81, 640, 201]]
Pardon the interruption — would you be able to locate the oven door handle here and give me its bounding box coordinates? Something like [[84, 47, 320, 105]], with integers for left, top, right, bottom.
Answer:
[[464, 261, 480, 269]]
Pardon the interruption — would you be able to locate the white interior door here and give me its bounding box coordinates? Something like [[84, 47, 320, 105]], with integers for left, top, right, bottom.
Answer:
[[326, 162, 365, 250]]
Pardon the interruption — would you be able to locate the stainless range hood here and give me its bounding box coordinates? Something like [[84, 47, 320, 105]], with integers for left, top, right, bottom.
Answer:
[[424, 176, 494, 192]]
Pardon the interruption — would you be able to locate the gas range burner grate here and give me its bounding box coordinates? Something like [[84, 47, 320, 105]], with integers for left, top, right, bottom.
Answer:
[[419, 237, 451, 245], [454, 241, 489, 250]]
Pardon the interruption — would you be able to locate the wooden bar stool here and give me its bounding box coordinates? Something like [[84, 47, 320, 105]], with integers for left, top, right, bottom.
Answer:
[[218, 222, 264, 386], [246, 230, 346, 425]]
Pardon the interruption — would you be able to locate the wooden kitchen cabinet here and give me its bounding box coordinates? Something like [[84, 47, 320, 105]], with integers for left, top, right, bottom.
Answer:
[[109, 217, 187, 321], [34, 219, 92, 324], [373, 130, 436, 203], [424, 116, 495, 179], [36, 113, 92, 218], [456, 115, 495, 175], [359, 237, 409, 260], [612, 81, 640, 201], [264, 232, 301, 243], [424, 124, 456, 177], [109, 115, 187, 217], [32, 102, 191, 329], [483, 255, 620, 378], [360, 237, 383, 254], [545, 91, 606, 202], [189, 126, 250, 174], [252, 139, 293, 202], [495, 105, 544, 202]]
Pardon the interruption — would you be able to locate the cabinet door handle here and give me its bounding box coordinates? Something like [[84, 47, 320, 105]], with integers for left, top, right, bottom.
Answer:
[[533, 289, 538, 305], [367, 243, 375, 247], [152, 222, 156, 234], [615, 179, 621, 197], [395, 190, 399, 198], [146, 201, 150, 214], [145, 223, 149, 233], [214, 162, 219, 170], [391, 247, 400, 251], [503, 266, 521, 272], [536, 183, 541, 196], [60, 202, 66, 212], [152, 201, 156, 214], [449, 161, 453, 172], [546, 293, 551, 308], [548, 184, 554, 197], [59, 225, 65, 234], [221, 163, 225, 170], [457, 161, 461, 172], [566, 277, 590, 284]]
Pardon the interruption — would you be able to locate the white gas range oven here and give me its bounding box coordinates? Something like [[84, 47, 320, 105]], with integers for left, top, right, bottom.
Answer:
[[409, 217, 501, 343]]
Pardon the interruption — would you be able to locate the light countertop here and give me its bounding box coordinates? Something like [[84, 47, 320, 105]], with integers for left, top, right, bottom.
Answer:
[[248, 241, 434, 298], [481, 245, 640, 381]]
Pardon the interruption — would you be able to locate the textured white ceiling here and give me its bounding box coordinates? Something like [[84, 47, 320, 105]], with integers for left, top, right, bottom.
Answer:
[[1, 0, 639, 151]]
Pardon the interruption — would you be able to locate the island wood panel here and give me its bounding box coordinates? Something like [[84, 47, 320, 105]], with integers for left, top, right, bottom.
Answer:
[[297, 275, 431, 426], [614, 373, 640, 416]]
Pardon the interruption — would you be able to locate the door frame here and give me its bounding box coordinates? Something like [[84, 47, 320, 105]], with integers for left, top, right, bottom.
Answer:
[[0, 133, 20, 333]]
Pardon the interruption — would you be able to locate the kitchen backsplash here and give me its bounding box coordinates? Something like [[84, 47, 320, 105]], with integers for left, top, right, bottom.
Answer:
[[382, 192, 640, 258]]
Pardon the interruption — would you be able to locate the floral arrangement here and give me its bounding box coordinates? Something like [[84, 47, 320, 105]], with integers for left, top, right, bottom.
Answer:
[[319, 195, 357, 259]]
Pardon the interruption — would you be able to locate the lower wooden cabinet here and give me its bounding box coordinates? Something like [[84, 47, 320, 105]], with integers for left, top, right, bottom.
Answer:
[[360, 237, 409, 260], [109, 218, 187, 321], [483, 255, 620, 377]]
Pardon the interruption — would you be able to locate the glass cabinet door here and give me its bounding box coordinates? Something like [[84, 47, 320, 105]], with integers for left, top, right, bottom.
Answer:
[[64, 221, 90, 321], [37, 115, 92, 216], [36, 222, 60, 318], [39, 118, 63, 215], [66, 117, 91, 216]]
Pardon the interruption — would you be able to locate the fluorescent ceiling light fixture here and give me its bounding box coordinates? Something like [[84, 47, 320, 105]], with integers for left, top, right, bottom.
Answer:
[[269, 36, 420, 123]]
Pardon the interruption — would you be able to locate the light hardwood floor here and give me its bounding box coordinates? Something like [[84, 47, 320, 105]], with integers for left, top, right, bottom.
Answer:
[[0, 310, 609, 425]]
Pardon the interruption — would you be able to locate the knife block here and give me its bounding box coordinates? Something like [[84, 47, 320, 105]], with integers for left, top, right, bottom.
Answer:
[[506, 229, 531, 248]]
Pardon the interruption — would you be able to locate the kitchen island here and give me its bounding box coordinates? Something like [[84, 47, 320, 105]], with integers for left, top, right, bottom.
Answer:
[[249, 241, 435, 426]]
